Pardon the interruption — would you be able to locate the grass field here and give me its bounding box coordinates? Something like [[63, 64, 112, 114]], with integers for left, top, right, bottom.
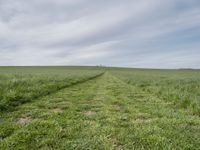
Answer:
[[0, 67, 200, 149], [0, 66, 103, 111]]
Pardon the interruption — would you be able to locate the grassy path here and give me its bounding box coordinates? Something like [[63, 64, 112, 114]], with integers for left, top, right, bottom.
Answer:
[[1, 72, 200, 149]]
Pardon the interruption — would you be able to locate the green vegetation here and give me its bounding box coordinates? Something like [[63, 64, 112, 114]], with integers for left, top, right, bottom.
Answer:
[[0, 66, 103, 111], [110, 68, 200, 115], [0, 67, 200, 149]]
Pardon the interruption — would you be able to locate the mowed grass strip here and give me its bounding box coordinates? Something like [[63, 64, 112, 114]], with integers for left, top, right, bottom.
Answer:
[[1, 72, 200, 149]]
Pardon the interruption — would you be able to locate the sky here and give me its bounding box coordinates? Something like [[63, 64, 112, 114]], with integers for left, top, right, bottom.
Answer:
[[0, 0, 200, 68]]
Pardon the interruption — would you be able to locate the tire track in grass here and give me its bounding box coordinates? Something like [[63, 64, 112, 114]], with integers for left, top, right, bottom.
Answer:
[[105, 72, 200, 149], [0, 72, 104, 112], [70, 72, 200, 149], [1, 72, 200, 149], [0, 73, 104, 149]]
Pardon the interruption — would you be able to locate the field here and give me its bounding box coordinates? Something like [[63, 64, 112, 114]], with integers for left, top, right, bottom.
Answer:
[[0, 66, 200, 149]]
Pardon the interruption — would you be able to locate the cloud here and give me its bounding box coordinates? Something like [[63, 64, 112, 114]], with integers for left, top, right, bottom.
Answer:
[[0, 0, 200, 68]]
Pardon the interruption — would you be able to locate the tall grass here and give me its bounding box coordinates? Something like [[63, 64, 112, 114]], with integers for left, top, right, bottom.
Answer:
[[110, 68, 200, 115], [0, 66, 104, 111]]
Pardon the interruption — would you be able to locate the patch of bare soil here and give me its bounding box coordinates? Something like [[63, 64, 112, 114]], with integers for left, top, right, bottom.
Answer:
[[132, 117, 158, 124], [83, 110, 96, 117], [16, 116, 32, 125], [51, 108, 63, 113], [109, 137, 124, 148], [112, 104, 121, 111]]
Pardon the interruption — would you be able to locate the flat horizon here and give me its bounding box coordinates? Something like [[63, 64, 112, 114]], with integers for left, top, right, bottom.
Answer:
[[0, 65, 200, 70]]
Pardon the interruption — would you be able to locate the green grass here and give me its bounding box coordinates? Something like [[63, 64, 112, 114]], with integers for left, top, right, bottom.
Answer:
[[110, 68, 200, 115], [0, 67, 200, 149], [0, 66, 104, 111]]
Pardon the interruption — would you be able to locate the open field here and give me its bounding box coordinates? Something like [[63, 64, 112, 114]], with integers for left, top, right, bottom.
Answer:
[[0, 67, 200, 149], [110, 68, 200, 115], [0, 66, 103, 111]]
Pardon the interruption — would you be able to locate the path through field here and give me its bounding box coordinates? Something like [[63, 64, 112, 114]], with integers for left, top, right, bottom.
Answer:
[[1, 72, 200, 149]]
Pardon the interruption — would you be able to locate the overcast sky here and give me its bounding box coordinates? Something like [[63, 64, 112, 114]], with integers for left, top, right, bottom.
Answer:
[[0, 0, 200, 68]]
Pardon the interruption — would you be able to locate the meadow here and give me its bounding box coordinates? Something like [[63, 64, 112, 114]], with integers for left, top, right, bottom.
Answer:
[[110, 68, 200, 114], [0, 66, 103, 111], [0, 66, 200, 149]]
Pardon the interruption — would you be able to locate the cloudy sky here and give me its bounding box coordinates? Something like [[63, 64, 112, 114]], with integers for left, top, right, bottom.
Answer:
[[0, 0, 200, 68]]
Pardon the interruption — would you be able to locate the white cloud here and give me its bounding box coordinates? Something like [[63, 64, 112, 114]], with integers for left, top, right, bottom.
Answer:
[[0, 0, 200, 68]]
